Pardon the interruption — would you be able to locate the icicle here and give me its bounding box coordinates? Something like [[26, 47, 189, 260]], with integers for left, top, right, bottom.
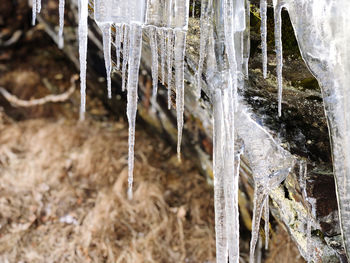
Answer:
[[196, 0, 211, 99], [58, 0, 65, 49], [256, 238, 262, 263], [115, 24, 122, 70], [249, 186, 267, 263], [78, 0, 88, 120], [126, 23, 143, 200], [260, 0, 267, 78], [223, 0, 238, 108], [122, 25, 130, 92], [300, 160, 311, 262], [37, 0, 41, 14], [150, 27, 159, 109], [213, 88, 228, 263], [174, 30, 186, 161], [159, 29, 166, 85], [166, 29, 174, 109], [32, 0, 37, 26], [192, 0, 196, 17], [264, 196, 269, 250], [243, 0, 250, 78], [98, 23, 112, 99], [273, 2, 283, 117]]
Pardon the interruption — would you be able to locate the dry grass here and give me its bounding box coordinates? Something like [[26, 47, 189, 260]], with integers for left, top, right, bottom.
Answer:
[[0, 118, 216, 262]]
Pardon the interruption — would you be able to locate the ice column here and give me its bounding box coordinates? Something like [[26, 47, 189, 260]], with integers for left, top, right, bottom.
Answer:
[[282, 0, 350, 257], [126, 24, 143, 200], [166, 29, 174, 109], [97, 22, 112, 98], [273, 0, 283, 117], [115, 24, 122, 70], [122, 25, 130, 92], [78, 0, 89, 120], [58, 0, 65, 49], [260, 0, 267, 78], [149, 27, 159, 109], [196, 0, 212, 99]]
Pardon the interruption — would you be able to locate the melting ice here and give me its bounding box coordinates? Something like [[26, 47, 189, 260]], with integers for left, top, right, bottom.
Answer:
[[32, 0, 350, 262]]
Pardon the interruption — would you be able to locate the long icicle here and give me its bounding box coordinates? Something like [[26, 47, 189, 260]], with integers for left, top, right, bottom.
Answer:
[[174, 30, 187, 161], [223, 76, 239, 263], [260, 0, 267, 78], [213, 88, 228, 263], [99, 22, 112, 99], [32, 0, 37, 25], [264, 195, 270, 250], [115, 24, 122, 70], [167, 29, 174, 109], [196, 0, 211, 99], [122, 25, 130, 92], [37, 0, 41, 14], [150, 27, 159, 109], [159, 29, 166, 85], [249, 187, 267, 263], [273, 1, 283, 117], [126, 23, 143, 200], [78, 0, 88, 121], [58, 0, 65, 49]]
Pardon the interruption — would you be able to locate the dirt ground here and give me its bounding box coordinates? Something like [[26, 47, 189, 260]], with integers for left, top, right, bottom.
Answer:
[[0, 2, 305, 262]]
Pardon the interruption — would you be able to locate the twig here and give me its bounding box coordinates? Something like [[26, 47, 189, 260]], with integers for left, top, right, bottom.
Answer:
[[0, 75, 78, 107]]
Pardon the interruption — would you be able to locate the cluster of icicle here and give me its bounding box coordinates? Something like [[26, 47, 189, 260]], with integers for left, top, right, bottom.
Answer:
[[31, 0, 350, 261]]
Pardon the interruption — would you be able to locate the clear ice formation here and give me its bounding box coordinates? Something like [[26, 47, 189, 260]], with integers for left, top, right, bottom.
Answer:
[[260, 0, 267, 79], [115, 25, 122, 70], [196, 0, 211, 99], [98, 22, 112, 99], [78, 0, 89, 120], [126, 24, 143, 200], [273, 0, 283, 117], [33, 0, 350, 261], [146, 0, 190, 159], [166, 29, 174, 109], [149, 26, 159, 110], [58, 0, 65, 49], [277, 0, 350, 257], [122, 25, 130, 92]]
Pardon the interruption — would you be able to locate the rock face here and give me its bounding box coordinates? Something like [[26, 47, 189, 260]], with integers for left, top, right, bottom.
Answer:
[[36, 0, 346, 262]]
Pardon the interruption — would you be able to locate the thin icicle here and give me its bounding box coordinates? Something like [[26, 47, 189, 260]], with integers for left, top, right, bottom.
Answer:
[[167, 29, 174, 109], [260, 0, 267, 78], [243, 0, 250, 78], [58, 0, 65, 49], [196, 0, 211, 99], [192, 0, 196, 17], [126, 23, 143, 200], [32, 0, 37, 26], [115, 24, 122, 70], [37, 0, 41, 14], [78, 0, 88, 121], [174, 30, 186, 161], [249, 187, 267, 263], [98, 22, 112, 99], [273, 2, 283, 117], [300, 161, 311, 262], [264, 196, 269, 250], [159, 29, 166, 85], [122, 25, 130, 92], [150, 27, 159, 109]]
